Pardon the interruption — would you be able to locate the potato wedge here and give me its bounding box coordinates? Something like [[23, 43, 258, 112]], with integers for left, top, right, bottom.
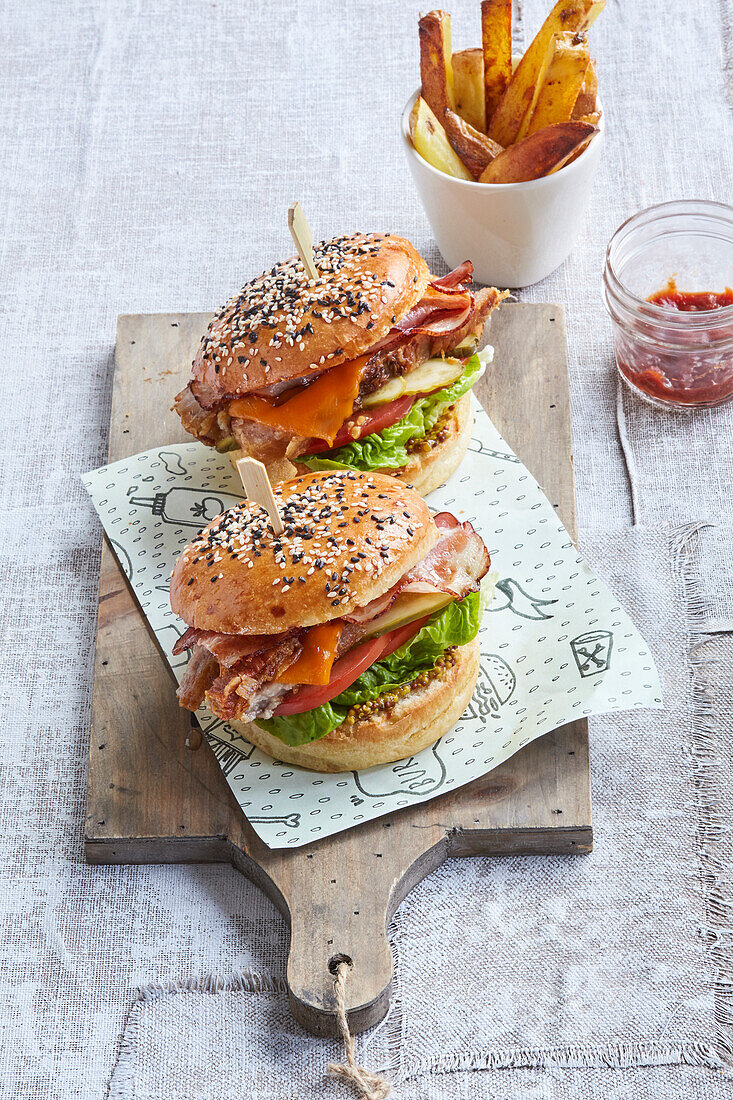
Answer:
[[409, 96, 474, 180], [572, 58, 598, 117], [481, 0, 512, 127], [443, 109, 504, 178], [488, 0, 605, 146], [452, 48, 486, 131], [478, 120, 597, 183], [563, 111, 601, 163], [419, 10, 455, 119], [573, 110, 601, 125], [526, 32, 589, 134]]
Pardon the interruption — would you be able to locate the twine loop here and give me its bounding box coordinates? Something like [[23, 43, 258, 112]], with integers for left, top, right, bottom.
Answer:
[[326, 961, 391, 1099]]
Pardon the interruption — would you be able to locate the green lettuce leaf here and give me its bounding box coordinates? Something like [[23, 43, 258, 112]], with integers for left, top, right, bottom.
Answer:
[[256, 589, 482, 747], [300, 352, 485, 473]]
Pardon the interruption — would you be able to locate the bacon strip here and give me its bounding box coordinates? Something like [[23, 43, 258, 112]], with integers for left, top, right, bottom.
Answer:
[[205, 636, 302, 721], [393, 286, 473, 337], [176, 646, 219, 710], [431, 261, 474, 291], [173, 385, 220, 445], [344, 514, 489, 624], [173, 626, 292, 668]]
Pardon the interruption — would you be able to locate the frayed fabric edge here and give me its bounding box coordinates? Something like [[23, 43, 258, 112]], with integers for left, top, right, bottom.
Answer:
[[671, 522, 733, 1069], [106, 970, 287, 1100], [134, 969, 287, 1000], [397, 1039, 724, 1082]]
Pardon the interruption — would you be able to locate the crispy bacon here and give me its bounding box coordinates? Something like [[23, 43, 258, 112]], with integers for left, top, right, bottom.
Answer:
[[173, 385, 221, 446], [173, 626, 294, 668], [431, 261, 474, 290], [354, 286, 503, 406], [176, 646, 219, 710], [173, 626, 212, 655], [205, 636, 302, 721], [393, 286, 473, 337]]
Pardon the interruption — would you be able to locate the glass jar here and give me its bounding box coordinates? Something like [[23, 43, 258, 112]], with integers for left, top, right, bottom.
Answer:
[[602, 200, 733, 409]]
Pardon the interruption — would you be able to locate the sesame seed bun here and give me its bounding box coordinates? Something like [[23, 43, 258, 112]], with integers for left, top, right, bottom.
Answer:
[[237, 635, 480, 772], [191, 233, 431, 402], [170, 470, 438, 636]]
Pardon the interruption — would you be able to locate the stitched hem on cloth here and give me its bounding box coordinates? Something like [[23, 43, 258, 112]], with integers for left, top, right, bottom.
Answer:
[[106, 970, 287, 1100], [395, 1039, 724, 1081], [674, 524, 733, 1068]]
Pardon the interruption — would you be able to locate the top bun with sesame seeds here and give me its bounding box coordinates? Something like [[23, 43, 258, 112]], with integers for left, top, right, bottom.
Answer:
[[170, 470, 438, 636], [189, 233, 431, 401]]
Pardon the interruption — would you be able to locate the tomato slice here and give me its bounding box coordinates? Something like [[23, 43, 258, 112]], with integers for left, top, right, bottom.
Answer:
[[273, 635, 386, 715], [305, 394, 415, 455], [273, 615, 429, 716]]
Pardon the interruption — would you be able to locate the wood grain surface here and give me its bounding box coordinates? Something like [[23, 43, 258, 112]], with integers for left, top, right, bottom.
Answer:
[[86, 303, 591, 1036]]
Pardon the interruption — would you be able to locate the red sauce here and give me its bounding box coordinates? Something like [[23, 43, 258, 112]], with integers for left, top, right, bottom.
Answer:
[[647, 279, 733, 312], [616, 278, 733, 406]]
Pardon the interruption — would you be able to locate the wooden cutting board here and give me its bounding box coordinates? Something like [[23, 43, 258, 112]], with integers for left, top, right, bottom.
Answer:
[[86, 303, 591, 1036]]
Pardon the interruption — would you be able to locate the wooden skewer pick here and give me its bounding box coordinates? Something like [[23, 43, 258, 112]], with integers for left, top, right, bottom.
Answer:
[[236, 456, 284, 536], [288, 201, 319, 281]]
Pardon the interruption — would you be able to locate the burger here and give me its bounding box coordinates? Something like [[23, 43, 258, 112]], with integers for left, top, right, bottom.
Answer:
[[170, 470, 493, 772], [174, 233, 504, 495]]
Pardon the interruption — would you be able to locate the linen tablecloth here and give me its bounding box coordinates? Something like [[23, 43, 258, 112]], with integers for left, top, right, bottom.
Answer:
[[1, 0, 732, 1096]]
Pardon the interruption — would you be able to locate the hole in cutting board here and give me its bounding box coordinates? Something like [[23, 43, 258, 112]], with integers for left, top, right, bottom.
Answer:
[[328, 953, 353, 975]]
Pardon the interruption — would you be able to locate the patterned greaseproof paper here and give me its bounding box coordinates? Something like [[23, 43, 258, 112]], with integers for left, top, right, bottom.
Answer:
[[82, 398, 662, 849]]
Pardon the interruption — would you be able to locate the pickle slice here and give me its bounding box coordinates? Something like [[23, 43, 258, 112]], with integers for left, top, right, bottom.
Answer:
[[361, 357, 464, 409], [362, 589, 453, 637]]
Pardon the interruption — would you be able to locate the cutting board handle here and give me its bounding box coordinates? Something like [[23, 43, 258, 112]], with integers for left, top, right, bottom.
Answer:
[[287, 908, 393, 1036], [245, 818, 454, 1036]]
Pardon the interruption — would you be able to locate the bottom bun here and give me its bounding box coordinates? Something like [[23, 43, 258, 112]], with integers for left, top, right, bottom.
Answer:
[[234, 635, 480, 773], [386, 392, 472, 497]]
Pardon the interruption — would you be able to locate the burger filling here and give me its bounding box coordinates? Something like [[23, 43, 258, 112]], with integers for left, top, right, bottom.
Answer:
[[299, 348, 490, 473], [174, 263, 504, 474], [174, 512, 492, 747]]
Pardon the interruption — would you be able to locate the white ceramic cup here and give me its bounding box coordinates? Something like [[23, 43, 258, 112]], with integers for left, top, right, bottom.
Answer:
[[401, 90, 604, 287]]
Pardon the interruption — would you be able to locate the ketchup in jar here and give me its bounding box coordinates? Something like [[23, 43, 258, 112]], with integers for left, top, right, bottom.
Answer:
[[603, 202, 733, 410]]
